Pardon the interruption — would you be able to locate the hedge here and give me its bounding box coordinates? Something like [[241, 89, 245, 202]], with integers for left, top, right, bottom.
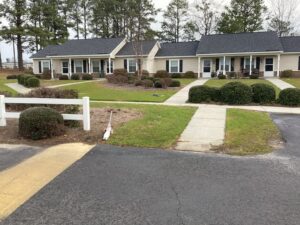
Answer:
[[220, 82, 252, 105], [26, 77, 40, 88], [189, 85, 219, 103], [251, 83, 276, 104], [278, 88, 300, 106]]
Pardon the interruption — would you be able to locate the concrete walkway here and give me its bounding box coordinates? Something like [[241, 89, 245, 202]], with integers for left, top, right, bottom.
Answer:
[[5, 83, 31, 94], [164, 79, 209, 104], [176, 106, 226, 152], [266, 78, 295, 90]]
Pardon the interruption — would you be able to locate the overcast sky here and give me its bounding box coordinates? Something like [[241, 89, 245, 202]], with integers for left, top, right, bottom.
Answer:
[[0, 0, 298, 62]]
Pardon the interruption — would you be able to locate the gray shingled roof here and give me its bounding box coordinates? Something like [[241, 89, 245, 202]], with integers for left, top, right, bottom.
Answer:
[[197, 32, 283, 55], [280, 36, 300, 52], [31, 37, 125, 58], [156, 41, 200, 57], [116, 40, 157, 56]]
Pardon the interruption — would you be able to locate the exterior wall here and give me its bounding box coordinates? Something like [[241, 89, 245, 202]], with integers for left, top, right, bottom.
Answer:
[[280, 54, 300, 71], [154, 57, 198, 74], [114, 57, 149, 73], [33, 59, 40, 74]]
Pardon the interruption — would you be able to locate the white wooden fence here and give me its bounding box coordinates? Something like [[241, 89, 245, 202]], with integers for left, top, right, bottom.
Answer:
[[0, 95, 90, 131]]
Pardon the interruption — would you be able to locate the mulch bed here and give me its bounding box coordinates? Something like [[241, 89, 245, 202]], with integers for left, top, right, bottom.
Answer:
[[0, 108, 142, 147]]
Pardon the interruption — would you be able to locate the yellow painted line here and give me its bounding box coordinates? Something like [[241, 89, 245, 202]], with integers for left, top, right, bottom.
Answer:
[[0, 143, 94, 220]]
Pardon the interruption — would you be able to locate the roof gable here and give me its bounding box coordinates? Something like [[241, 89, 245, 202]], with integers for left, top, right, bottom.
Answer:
[[156, 41, 200, 57], [31, 37, 125, 58], [116, 40, 157, 56], [197, 32, 283, 55]]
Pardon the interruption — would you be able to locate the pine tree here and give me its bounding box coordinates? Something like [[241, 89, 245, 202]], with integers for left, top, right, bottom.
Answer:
[[217, 0, 266, 33]]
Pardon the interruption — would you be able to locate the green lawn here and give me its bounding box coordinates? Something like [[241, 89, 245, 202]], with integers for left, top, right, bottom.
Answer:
[[205, 79, 281, 97], [40, 79, 83, 87], [281, 78, 300, 88], [221, 109, 281, 156], [0, 77, 17, 95], [92, 102, 197, 148], [63, 79, 195, 102]]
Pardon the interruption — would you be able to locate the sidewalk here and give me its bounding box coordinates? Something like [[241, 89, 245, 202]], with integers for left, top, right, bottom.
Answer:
[[176, 106, 226, 152], [5, 83, 31, 94], [266, 78, 295, 90], [164, 79, 208, 104]]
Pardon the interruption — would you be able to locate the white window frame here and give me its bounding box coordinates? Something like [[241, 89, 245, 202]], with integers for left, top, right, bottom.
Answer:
[[169, 59, 180, 73], [41, 60, 50, 73], [244, 57, 257, 69], [127, 58, 138, 73], [91, 60, 100, 73], [61, 61, 69, 74], [219, 58, 231, 72], [74, 60, 83, 73]]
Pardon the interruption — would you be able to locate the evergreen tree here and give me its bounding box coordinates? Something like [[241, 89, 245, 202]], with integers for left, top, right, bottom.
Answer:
[[217, 0, 266, 33]]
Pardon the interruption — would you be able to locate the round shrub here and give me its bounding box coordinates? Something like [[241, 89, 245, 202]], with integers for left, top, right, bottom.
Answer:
[[19, 107, 65, 140], [169, 80, 181, 87], [26, 77, 40, 88], [227, 72, 237, 79], [220, 82, 253, 105], [280, 70, 293, 78], [59, 75, 69, 80], [171, 73, 182, 78], [113, 69, 128, 76], [154, 79, 166, 88], [134, 80, 144, 86], [249, 74, 259, 79], [251, 83, 276, 104], [6, 75, 18, 79], [279, 88, 300, 106], [135, 70, 149, 78], [154, 70, 169, 78], [71, 74, 80, 80], [164, 78, 173, 87], [183, 71, 196, 78], [82, 74, 93, 80], [143, 79, 153, 88], [189, 85, 219, 103], [218, 74, 226, 79]]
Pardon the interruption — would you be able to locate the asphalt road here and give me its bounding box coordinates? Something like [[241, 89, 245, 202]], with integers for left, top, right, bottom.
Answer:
[[2, 114, 300, 225]]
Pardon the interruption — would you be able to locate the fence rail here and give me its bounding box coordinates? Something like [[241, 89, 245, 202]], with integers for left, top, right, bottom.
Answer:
[[0, 95, 90, 131]]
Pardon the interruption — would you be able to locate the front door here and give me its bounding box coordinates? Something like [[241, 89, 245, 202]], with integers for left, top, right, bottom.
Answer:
[[264, 57, 274, 77], [203, 59, 212, 78]]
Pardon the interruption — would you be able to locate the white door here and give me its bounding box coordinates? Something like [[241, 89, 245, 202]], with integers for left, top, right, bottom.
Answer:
[[203, 59, 212, 78], [264, 57, 274, 77]]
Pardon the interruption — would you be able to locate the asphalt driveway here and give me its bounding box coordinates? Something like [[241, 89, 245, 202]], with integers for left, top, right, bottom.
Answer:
[[1, 114, 300, 225]]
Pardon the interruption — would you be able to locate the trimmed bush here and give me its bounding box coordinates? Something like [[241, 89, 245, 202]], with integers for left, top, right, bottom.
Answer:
[[59, 75, 69, 80], [169, 80, 181, 87], [0, 91, 12, 97], [26, 77, 40, 88], [154, 79, 167, 88], [183, 71, 196, 78], [6, 75, 18, 79], [218, 74, 226, 79], [113, 69, 128, 77], [82, 74, 93, 80], [154, 70, 169, 78], [211, 72, 217, 78], [220, 82, 253, 105], [227, 72, 237, 79], [134, 80, 144, 86], [163, 78, 173, 87], [250, 74, 259, 79], [143, 79, 154, 88], [189, 85, 219, 103], [279, 88, 300, 106], [251, 83, 276, 104], [280, 70, 293, 78], [171, 73, 182, 78], [135, 70, 149, 78], [71, 74, 80, 80], [19, 107, 65, 140]]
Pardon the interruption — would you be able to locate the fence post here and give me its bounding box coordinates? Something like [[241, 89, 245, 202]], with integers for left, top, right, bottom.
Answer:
[[0, 95, 6, 126], [82, 97, 90, 131]]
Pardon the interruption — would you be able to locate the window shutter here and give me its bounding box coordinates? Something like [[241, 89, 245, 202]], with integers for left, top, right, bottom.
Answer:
[[124, 59, 127, 70], [240, 58, 244, 69], [231, 58, 235, 72], [83, 60, 87, 73], [38, 61, 42, 73], [71, 60, 74, 73], [179, 60, 183, 73], [256, 57, 261, 70], [298, 56, 300, 70], [166, 60, 169, 72], [216, 58, 219, 71]]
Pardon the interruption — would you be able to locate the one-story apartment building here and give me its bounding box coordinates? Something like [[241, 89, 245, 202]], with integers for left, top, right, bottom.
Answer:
[[31, 31, 300, 78]]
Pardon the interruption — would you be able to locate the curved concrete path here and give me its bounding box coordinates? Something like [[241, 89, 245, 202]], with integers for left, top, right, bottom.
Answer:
[[266, 78, 295, 90], [5, 83, 31, 94]]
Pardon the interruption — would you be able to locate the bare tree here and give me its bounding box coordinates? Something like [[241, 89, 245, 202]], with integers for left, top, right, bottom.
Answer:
[[267, 0, 300, 36]]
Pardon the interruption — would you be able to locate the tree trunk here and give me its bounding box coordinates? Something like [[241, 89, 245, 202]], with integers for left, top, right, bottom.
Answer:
[[17, 34, 24, 71]]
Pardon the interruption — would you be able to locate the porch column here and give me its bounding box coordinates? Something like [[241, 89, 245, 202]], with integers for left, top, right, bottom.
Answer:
[[223, 56, 226, 75], [249, 55, 253, 75], [88, 58, 91, 74], [198, 57, 201, 78], [277, 54, 281, 77], [68, 58, 72, 78], [108, 57, 112, 74], [50, 58, 54, 79]]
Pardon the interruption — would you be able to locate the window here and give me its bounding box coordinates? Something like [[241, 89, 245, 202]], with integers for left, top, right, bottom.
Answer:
[[42, 60, 50, 73], [265, 58, 274, 71], [203, 59, 211, 73], [244, 57, 256, 69], [75, 60, 83, 73], [219, 58, 231, 72], [170, 59, 179, 73], [92, 61, 100, 73], [107, 60, 114, 74], [128, 59, 137, 73], [62, 61, 69, 74]]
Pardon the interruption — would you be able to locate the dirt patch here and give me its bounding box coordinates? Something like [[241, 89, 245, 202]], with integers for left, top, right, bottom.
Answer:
[[0, 108, 142, 147]]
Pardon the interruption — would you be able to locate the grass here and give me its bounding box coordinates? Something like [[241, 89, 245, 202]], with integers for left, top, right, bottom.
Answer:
[[222, 109, 281, 156], [40, 80, 83, 87], [92, 102, 197, 148], [205, 79, 281, 97], [281, 78, 300, 88], [0, 77, 18, 95], [63, 79, 195, 102]]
